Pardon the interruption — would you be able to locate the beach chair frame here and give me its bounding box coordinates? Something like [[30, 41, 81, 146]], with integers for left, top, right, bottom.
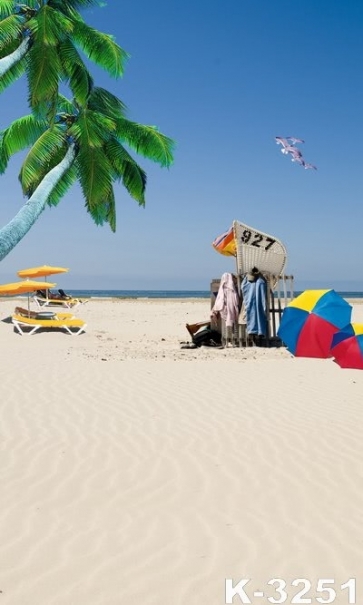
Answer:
[[12, 314, 87, 336]]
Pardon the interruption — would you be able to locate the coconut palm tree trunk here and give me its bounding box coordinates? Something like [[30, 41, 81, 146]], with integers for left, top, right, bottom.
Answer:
[[0, 144, 76, 262], [0, 37, 30, 78]]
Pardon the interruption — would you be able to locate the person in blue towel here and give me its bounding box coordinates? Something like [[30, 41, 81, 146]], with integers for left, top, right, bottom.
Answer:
[[241, 267, 267, 336]]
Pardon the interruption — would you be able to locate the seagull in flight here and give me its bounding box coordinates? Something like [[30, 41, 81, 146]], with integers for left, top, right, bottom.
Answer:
[[286, 136, 304, 145], [275, 135, 317, 170], [275, 136, 304, 149]]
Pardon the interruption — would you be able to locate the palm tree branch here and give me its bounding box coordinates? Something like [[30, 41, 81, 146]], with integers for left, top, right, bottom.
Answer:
[[58, 38, 93, 105], [115, 119, 175, 167], [70, 19, 129, 78], [76, 145, 114, 210], [46, 162, 78, 206], [87, 86, 127, 118], [0, 114, 48, 171], [104, 138, 146, 205], [0, 0, 15, 19], [19, 127, 67, 195], [0, 15, 24, 50]]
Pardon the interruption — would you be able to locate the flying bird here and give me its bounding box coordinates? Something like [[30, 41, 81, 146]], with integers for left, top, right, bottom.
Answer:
[[275, 135, 316, 170], [275, 136, 304, 148], [286, 136, 304, 145]]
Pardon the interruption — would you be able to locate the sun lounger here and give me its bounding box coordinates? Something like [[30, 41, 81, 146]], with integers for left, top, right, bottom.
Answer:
[[33, 293, 84, 309], [12, 313, 87, 335], [14, 306, 76, 321]]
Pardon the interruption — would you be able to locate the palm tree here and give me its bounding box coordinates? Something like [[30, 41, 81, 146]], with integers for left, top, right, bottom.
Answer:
[[0, 87, 175, 261], [0, 0, 128, 114]]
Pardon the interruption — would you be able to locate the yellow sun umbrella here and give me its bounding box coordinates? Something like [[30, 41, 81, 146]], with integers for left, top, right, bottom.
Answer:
[[0, 280, 57, 314], [17, 265, 69, 279], [0, 280, 57, 295]]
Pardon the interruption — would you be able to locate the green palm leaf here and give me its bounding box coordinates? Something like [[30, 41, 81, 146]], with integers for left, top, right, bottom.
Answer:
[[87, 86, 127, 118], [71, 19, 129, 78], [28, 6, 74, 48], [0, 15, 23, 50], [56, 94, 78, 115], [49, 0, 105, 11], [0, 0, 14, 19], [104, 188, 116, 231], [76, 145, 114, 209], [27, 42, 61, 112], [69, 109, 116, 148], [58, 38, 93, 105], [115, 119, 175, 167], [46, 162, 78, 206], [19, 127, 67, 195], [105, 138, 146, 205], [0, 114, 48, 170]]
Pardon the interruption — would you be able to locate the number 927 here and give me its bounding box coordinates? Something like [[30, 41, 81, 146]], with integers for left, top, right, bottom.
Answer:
[[240, 229, 275, 251]]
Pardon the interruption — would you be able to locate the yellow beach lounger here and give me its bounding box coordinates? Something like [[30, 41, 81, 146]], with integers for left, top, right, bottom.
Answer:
[[14, 306, 76, 321], [12, 313, 87, 336], [32, 295, 85, 309]]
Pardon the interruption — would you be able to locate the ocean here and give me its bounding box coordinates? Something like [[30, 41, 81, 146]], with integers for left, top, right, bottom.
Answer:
[[62, 289, 363, 299]]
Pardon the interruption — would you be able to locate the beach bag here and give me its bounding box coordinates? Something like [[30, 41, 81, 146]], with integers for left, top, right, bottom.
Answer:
[[191, 324, 222, 347]]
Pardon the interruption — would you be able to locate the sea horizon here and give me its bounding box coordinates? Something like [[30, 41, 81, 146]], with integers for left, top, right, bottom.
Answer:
[[45, 289, 363, 300]]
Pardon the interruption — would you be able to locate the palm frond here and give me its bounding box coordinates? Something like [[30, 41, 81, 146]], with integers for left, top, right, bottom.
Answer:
[[58, 38, 93, 105], [0, 0, 15, 19], [0, 35, 18, 59], [48, 0, 105, 12], [56, 94, 78, 114], [19, 127, 67, 195], [76, 145, 113, 210], [0, 114, 48, 170], [27, 42, 61, 112], [87, 86, 127, 118], [30, 6, 74, 47], [115, 119, 175, 167], [46, 162, 78, 206], [71, 19, 129, 78], [0, 15, 23, 50], [104, 188, 116, 232], [68, 110, 116, 148], [105, 138, 146, 205]]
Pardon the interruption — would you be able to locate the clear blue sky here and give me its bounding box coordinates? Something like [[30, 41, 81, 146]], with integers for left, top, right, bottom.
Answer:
[[0, 0, 362, 290]]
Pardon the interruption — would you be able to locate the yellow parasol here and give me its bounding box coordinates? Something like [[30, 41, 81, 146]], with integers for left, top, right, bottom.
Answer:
[[0, 280, 56, 295], [0, 280, 56, 314], [17, 265, 69, 279]]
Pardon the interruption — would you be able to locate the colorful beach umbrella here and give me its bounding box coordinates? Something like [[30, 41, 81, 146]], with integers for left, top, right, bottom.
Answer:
[[212, 226, 236, 257], [331, 323, 363, 369], [17, 265, 69, 279], [277, 289, 352, 358]]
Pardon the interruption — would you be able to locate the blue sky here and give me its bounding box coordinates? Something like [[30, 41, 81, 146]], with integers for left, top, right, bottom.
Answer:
[[0, 0, 362, 290]]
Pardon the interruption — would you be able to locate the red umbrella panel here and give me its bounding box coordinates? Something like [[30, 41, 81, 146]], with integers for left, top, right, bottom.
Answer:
[[277, 289, 352, 358], [331, 323, 363, 369]]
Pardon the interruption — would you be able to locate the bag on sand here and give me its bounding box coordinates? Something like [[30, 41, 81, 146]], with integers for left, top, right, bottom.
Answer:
[[186, 322, 222, 347]]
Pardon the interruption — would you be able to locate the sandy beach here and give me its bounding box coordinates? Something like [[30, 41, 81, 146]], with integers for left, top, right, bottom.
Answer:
[[1, 297, 363, 604]]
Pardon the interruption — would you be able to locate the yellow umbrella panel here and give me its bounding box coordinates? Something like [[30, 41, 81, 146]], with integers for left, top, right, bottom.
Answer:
[[0, 280, 57, 295], [17, 265, 69, 279]]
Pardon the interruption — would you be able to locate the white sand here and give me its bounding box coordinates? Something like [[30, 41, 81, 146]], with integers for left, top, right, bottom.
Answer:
[[1, 297, 363, 604]]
